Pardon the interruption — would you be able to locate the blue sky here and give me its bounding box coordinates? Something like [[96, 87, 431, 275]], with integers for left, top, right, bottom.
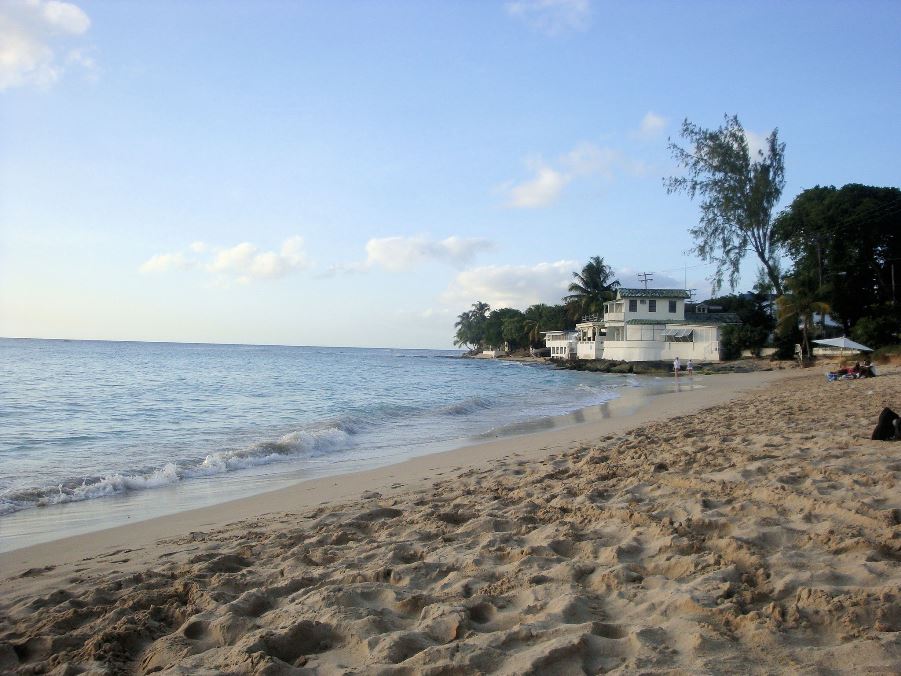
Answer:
[[1, 0, 899, 348]]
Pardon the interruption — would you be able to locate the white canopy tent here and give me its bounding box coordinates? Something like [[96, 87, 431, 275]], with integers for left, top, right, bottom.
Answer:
[[812, 336, 873, 352]]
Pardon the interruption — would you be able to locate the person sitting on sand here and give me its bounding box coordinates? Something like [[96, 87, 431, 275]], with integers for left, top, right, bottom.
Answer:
[[871, 408, 901, 440], [862, 358, 876, 377]]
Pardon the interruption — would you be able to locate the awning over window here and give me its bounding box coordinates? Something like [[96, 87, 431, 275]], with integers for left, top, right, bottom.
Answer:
[[663, 328, 694, 338]]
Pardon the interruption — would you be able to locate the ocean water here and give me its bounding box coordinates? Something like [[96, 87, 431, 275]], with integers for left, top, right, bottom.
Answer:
[[0, 338, 642, 549]]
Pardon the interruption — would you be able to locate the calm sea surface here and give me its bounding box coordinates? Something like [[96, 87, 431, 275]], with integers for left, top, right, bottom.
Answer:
[[0, 339, 644, 550]]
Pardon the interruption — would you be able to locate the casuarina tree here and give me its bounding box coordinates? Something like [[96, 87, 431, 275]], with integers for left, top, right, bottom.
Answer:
[[665, 114, 785, 295]]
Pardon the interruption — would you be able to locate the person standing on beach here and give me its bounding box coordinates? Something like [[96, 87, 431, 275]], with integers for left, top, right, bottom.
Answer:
[[686, 359, 693, 377], [673, 356, 680, 378]]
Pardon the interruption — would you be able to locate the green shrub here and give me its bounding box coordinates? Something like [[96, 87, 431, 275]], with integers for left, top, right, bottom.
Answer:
[[852, 313, 900, 349], [719, 324, 770, 360], [773, 324, 802, 360], [720, 325, 742, 360]]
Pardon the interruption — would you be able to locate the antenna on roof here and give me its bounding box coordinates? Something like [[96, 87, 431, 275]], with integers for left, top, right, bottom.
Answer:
[[638, 272, 654, 289], [688, 288, 698, 300]]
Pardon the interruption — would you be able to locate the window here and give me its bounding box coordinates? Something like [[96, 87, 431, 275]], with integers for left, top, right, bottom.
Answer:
[[669, 300, 677, 313], [649, 300, 656, 312], [628, 299, 637, 312]]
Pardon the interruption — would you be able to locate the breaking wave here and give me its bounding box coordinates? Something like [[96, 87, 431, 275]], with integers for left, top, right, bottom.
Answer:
[[0, 425, 354, 515]]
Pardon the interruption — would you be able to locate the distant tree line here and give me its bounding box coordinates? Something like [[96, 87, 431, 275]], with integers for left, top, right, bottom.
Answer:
[[453, 257, 619, 351]]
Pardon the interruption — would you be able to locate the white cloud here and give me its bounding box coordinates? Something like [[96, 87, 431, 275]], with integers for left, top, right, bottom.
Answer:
[[139, 252, 194, 274], [366, 235, 492, 271], [635, 111, 667, 140], [207, 236, 309, 282], [42, 1, 90, 33], [744, 130, 769, 160], [503, 137, 652, 209], [322, 235, 494, 275], [140, 236, 310, 284], [615, 267, 682, 290], [442, 260, 579, 309], [561, 143, 620, 178], [505, 0, 591, 36], [0, 0, 93, 91], [504, 163, 570, 208]]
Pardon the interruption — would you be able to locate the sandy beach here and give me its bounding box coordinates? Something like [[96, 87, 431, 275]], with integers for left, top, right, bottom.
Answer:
[[2, 367, 899, 674]]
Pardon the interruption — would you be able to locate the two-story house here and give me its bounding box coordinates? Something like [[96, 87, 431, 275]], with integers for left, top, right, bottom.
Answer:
[[547, 288, 739, 362]]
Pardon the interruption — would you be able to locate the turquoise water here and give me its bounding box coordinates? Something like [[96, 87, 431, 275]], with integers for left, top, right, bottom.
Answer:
[[0, 339, 641, 545]]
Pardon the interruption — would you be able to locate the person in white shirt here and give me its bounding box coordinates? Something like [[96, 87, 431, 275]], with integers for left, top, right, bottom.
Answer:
[[673, 356, 681, 378]]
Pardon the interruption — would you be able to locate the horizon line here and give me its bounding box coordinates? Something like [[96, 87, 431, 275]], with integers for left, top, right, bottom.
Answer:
[[0, 336, 462, 352]]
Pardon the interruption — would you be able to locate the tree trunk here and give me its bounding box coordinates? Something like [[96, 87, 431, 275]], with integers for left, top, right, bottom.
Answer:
[[759, 254, 784, 296]]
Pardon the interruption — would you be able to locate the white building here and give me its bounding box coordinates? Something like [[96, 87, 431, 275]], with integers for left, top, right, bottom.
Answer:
[[543, 330, 578, 359], [545, 288, 740, 362], [576, 319, 605, 359]]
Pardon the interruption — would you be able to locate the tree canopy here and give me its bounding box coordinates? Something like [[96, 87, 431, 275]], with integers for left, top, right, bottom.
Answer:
[[773, 183, 901, 332], [666, 114, 785, 295]]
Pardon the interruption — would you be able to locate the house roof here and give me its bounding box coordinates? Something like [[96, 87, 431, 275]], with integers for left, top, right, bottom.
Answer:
[[616, 288, 691, 299], [623, 312, 741, 326], [684, 312, 741, 325]]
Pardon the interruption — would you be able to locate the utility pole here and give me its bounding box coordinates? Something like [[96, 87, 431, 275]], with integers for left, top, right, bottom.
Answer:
[[638, 272, 654, 289]]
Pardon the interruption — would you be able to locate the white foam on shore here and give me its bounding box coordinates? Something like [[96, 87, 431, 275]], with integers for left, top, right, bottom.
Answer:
[[1, 426, 355, 515]]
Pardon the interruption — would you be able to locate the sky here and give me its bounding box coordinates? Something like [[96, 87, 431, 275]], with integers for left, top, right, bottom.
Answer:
[[1, 0, 899, 349]]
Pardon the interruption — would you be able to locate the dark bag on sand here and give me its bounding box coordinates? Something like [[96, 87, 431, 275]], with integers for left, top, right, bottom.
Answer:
[[871, 407, 900, 440]]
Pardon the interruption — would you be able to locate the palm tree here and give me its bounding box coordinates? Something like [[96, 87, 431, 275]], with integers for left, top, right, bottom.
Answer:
[[453, 301, 491, 350], [470, 301, 490, 321], [523, 304, 549, 345], [776, 276, 830, 361], [564, 256, 620, 320], [453, 311, 474, 349]]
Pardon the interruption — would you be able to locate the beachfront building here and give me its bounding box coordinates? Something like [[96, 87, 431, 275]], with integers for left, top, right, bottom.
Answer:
[[575, 318, 605, 359], [544, 330, 578, 359], [544, 288, 740, 362]]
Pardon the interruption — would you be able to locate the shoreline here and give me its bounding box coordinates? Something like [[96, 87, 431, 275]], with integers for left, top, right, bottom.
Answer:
[[0, 352, 639, 553], [0, 369, 788, 576], [1, 371, 671, 554], [3, 367, 899, 674]]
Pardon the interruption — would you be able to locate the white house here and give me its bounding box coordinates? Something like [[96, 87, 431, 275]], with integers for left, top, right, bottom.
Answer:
[[544, 288, 740, 362], [543, 330, 578, 359], [575, 319, 605, 359]]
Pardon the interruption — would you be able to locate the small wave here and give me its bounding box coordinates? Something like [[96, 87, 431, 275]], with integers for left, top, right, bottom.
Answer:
[[439, 396, 494, 416], [186, 427, 352, 476], [0, 425, 355, 516]]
